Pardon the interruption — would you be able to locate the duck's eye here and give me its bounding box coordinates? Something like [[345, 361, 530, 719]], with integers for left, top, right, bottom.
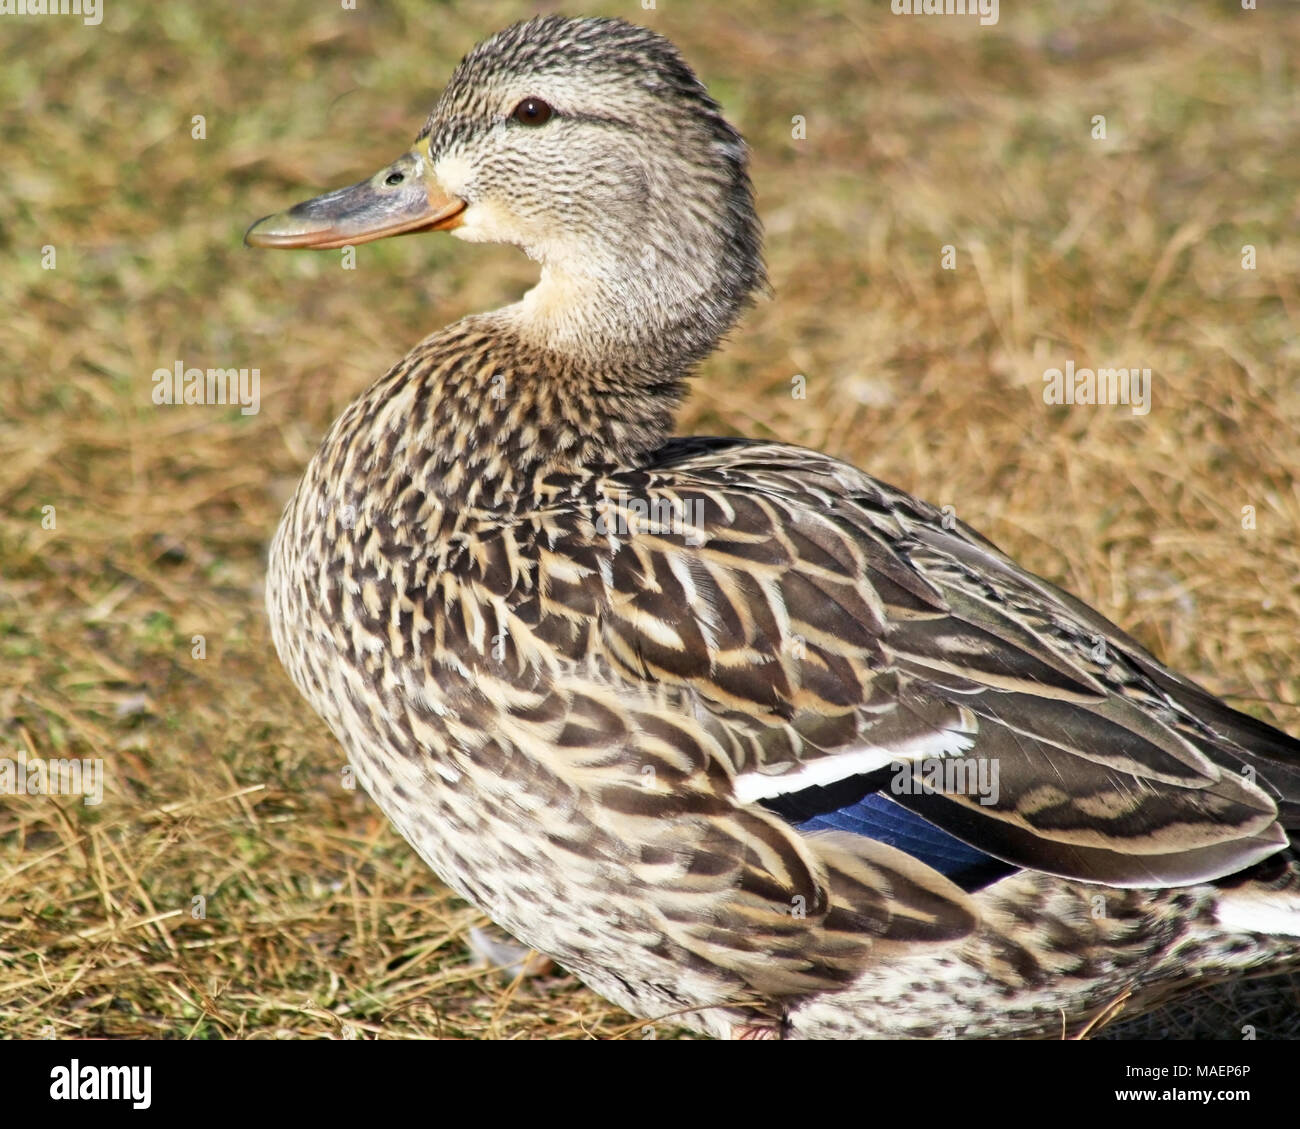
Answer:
[[511, 97, 553, 126], [385, 171, 405, 186]]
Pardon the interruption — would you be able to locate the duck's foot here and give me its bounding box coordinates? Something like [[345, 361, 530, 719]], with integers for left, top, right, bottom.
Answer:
[[466, 924, 556, 980]]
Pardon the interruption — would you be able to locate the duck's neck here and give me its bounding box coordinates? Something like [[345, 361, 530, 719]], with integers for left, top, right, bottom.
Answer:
[[331, 313, 680, 514], [502, 242, 752, 375], [327, 236, 762, 513]]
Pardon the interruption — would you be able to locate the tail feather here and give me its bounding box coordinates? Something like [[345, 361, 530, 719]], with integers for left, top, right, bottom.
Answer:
[[1141, 661, 1300, 831], [1213, 854, 1300, 937]]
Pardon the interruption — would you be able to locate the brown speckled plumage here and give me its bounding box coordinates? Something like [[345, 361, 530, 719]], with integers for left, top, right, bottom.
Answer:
[[252, 15, 1300, 1038]]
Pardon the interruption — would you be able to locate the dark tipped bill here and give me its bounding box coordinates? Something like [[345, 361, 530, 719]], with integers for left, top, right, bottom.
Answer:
[[245, 140, 465, 250]]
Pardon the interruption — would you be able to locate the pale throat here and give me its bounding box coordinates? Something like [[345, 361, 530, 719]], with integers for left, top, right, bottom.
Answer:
[[500, 240, 728, 366]]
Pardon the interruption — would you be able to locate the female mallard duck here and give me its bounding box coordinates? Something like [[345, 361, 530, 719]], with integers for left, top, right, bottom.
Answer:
[[247, 15, 1300, 1038]]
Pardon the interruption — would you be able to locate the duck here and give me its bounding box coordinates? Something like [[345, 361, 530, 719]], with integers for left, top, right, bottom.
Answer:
[[245, 14, 1300, 1039]]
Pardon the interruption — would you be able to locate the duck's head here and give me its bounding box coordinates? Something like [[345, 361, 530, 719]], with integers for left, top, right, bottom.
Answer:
[[247, 15, 765, 366]]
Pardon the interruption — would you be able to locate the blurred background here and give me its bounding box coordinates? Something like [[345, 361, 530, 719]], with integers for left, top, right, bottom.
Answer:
[[2, 0, 1298, 1038]]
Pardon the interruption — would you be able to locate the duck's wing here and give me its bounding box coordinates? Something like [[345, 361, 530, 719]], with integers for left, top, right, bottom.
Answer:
[[598, 437, 1299, 889]]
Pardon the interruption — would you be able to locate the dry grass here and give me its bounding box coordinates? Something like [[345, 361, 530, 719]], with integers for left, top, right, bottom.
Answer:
[[2, 0, 1298, 1039]]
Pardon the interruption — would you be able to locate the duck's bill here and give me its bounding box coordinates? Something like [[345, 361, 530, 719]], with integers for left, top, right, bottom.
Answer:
[[244, 146, 466, 250]]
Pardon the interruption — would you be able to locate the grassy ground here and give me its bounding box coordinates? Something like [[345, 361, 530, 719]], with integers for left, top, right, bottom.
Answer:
[[2, 0, 1298, 1039]]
